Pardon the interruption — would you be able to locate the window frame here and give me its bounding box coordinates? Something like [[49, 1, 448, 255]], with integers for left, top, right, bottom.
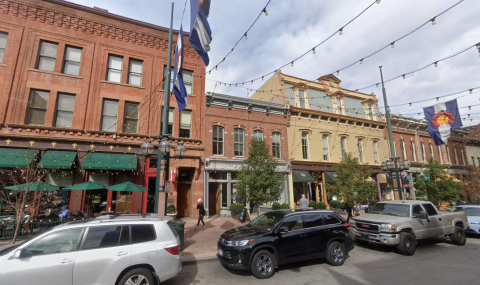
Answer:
[[62, 45, 82, 76], [0, 32, 7, 63], [410, 141, 417, 162], [298, 90, 305, 108], [122, 101, 139, 134], [373, 140, 379, 164], [160, 107, 175, 136], [301, 132, 309, 160], [253, 130, 264, 142], [322, 134, 329, 161], [213, 126, 224, 156], [54, 93, 76, 128], [400, 140, 407, 161], [128, 58, 143, 86], [234, 128, 245, 157], [340, 136, 347, 160], [179, 110, 192, 138], [26, 89, 50, 126], [166, 66, 194, 94], [357, 139, 364, 163], [429, 144, 434, 161], [36, 40, 58, 72], [421, 142, 426, 162], [101, 99, 119, 132], [106, 54, 123, 83], [272, 132, 282, 159], [437, 145, 444, 164], [453, 147, 459, 165]]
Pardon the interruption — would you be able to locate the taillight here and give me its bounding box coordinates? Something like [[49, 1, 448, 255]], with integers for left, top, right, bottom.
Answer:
[[164, 245, 180, 255], [343, 224, 351, 229]]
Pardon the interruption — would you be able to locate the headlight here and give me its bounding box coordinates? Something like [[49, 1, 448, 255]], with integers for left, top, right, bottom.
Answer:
[[380, 224, 395, 233], [225, 239, 255, 247]]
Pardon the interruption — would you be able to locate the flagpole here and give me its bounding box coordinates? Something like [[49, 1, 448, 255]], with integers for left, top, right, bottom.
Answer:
[[155, 2, 174, 215], [379, 66, 403, 201]]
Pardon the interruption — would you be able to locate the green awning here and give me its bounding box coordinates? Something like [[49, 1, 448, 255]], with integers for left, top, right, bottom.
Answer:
[[38, 150, 77, 169], [292, 170, 315, 183], [325, 172, 338, 183], [0, 148, 39, 168], [82, 153, 138, 171]]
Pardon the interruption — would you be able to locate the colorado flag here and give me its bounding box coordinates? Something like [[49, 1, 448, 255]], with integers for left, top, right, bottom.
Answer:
[[173, 25, 188, 111], [189, 0, 212, 66], [423, 99, 463, 146]]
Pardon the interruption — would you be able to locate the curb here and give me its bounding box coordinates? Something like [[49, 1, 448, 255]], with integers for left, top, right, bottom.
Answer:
[[181, 255, 218, 265]]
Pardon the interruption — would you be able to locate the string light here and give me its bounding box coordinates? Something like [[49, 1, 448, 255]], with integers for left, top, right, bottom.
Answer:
[[376, 0, 381, 3], [376, 83, 379, 88], [390, 42, 395, 48], [262, 76, 264, 81], [436, 97, 439, 101], [434, 61, 438, 67], [251, 81, 253, 84], [244, 33, 248, 40], [431, 18, 437, 25], [215, 66, 218, 70], [209, 70, 211, 74], [312, 48, 316, 54], [230, 49, 233, 54], [336, 71, 340, 76], [409, 103, 412, 107], [339, 28, 343, 36], [263, 8, 268, 16], [360, 59, 363, 64], [469, 106, 471, 110], [222, 58, 225, 63], [470, 89, 473, 94], [403, 75, 406, 79], [291, 61, 294, 67]]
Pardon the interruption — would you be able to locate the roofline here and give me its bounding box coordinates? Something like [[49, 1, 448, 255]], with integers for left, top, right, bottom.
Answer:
[[206, 92, 288, 110]]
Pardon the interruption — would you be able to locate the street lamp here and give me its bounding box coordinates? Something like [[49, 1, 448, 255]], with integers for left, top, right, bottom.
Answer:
[[140, 140, 154, 156], [381, 156, 410, 200], [174, 142, 186, 158]]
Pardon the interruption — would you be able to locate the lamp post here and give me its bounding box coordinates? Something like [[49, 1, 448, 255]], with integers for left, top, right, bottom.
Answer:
[[381, 157, 411, 200]]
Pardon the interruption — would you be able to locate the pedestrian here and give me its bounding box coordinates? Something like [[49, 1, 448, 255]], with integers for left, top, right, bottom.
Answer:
[[22, 211, 31, 235], [299, 194, 309, 209], [195, 198, 206, 231], [343, 202, 353, 223], [73, 210, 84, 218], [58, 206, 70, 221]]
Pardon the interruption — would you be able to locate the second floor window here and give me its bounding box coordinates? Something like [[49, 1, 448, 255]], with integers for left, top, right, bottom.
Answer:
[[123, 102, 139, 133], [26, 90, 49, 125], [0, 32, 7, 63], [340, 137, 347, 160], [54, 94, 75, 128], [437, 145, 444, 164], [302, 132, 309, 160], [322, 134, 329, 161], [272, 132, 281, 159], [357, 139, 364, 163], [107, 55, 123, 83], [253, 130, 263, 141], [336, 97, 343, 114], [179, 111, 192, 138], [37, 41, 58, 71], [400, 140, 406, 160], [62, 46, 82, 75], [101, 99, 119, 132], [234, 128, 245, 157], [167, 67, 194, 94], [160, 107, 174, 136], [299, 90, 305, 108], [213, 126, 224, 156], [128, 59, 143, 86], [453, 147, 459, 165], [429, 144, 434, 161], [410, 141, 417, 162], [421, 143, 426, 162], [460, 148, 465, 165], [373, 140, 379, 164], [446, 146, 451, 164]]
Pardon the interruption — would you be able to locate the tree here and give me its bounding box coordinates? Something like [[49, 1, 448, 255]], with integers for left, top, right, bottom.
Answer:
[[415, 158, 463, 207], [235, 139, 284, 216], [326, 152, 378, 205], [462, 165, 480, 204]]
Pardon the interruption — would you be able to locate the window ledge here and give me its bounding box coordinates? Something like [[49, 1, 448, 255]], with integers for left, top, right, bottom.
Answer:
[[100, 80, 145, 90], [28, 68, 83, 79], [0, 63, 6, 68]]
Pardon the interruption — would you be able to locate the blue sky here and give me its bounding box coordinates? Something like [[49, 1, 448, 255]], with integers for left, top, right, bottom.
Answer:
[[67, 0, 480, 126]]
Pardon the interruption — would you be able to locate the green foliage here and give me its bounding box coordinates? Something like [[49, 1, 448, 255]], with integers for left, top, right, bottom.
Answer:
[[280, 203, 290, 209], [235, 139, 285, 215], [326, 153, 378, 205], [369, 200, 379, 207], [309, 201, 317, 209], [415, 158, 463, 207], [316, 201, 327, 210], [329, 200, 341, 209], [229, 203, 244, 215], [271, 202, 281, 210], [166, 204, 176, 214]]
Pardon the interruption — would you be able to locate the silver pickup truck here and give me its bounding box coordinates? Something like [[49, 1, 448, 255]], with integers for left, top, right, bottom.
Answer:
[[350, 200, 468, 255]]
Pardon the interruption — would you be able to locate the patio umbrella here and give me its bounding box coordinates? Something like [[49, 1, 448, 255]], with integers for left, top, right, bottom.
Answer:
[[5, 181, 59, 191], [63, 182, 106, 191], [107, 182, 148, 192]]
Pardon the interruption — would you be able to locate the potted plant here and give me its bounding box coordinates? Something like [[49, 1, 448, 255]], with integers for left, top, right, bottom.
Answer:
[[166, 204, 177, 221]]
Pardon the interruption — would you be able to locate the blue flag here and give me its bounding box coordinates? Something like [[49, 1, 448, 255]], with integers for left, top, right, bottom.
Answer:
[[189, 0, 212, 66], [173, 25, 188, 111], [423, 99, 463, 146]]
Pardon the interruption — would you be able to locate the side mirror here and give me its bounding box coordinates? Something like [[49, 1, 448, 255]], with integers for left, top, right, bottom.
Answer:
[[419, 211, 428, 219], [13, 249, 22, 259], [277, 227, 289, 234]]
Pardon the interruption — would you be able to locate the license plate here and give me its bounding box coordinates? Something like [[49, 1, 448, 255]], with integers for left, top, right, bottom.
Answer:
[[218, 247, 224, 257]]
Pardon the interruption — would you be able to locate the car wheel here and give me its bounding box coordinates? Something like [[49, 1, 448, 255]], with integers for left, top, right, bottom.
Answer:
[[326, 241, 346, 266], [397, 232, 416, 256], [450, 225, 467, 245], [118, 268, 154, 285], [251, 250, 276, 279]]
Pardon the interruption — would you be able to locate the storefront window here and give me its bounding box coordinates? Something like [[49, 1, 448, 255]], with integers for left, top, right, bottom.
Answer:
[[87, 173, 109, 216], [210, 171, 227, 180], [113, 173, 134, 214], [148, 158, 158, 169], [43, 172, 73, 214], [221, 182, 228, 208]]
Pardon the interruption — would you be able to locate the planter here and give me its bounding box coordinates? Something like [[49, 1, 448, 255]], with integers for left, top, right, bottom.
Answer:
[[167, 212, 177, 221]]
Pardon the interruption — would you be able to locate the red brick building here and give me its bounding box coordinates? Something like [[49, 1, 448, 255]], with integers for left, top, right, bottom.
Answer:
[[203, 92, 291, 216], [0, 0, 206, 218]]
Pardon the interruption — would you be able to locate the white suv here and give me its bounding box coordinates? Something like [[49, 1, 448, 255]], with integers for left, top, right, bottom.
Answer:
[[0, 214, 181, 285]]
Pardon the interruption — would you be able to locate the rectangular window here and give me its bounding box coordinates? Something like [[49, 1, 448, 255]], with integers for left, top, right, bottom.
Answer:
[[84, 226, 121, 249], [429, 144, 434, 161], [107, 55, 123, 83], [213, 126, 224, 156], [26, 90, 49, 125], [336, 97, 342, 114], [272, 132, 281, 159], [62, 46, 82, 75], [54, 93, 75, 128], [128, 59, 143, 86], [131, 224, 156, 244], [358, 139, 364, 163], [299, 90, 305, 108], [160, 107, 174, 136], [37, 41, 58, 71], [234, 128, 245, 157], [472, 156, 476, 167], [167, 67, 193, 94], [373, 141, 379, 164], [302, 132, 309, 160], [446, 146, 451, 164], [460, 148, 465, 165], [340, 137, 347, 160], [0, 32, 7, 63], [253, 130, 263, 141], [437, 146, 444, 164], [369, 104, 377, 120], [421, 143, 426, 162], [400, 141, 406, 160], [410, 142, 417, 162], [322, 134, 329, 161], [123, 102, 139, 133], [101, 99, 119, 132], [453, 147, 459, 165], [179, 110, 192, 138]]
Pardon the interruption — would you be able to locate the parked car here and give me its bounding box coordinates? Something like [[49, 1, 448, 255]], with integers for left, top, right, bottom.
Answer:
[[0, 214, 181, 285], [453, 205, 480, 235], [217, 210, 354, 279], [350, 200, 468, 255]]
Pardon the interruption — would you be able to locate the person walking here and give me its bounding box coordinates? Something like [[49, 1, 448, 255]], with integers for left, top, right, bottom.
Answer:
[[343, 202, 353, 223], [195, 198, 206, 230], [299, 194, 309, 209]]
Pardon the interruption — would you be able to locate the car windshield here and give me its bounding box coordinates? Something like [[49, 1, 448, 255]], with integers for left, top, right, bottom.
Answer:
[[454, 207, 480, 216], [248, 212, 288, 233], [369, 203, 410, 217]]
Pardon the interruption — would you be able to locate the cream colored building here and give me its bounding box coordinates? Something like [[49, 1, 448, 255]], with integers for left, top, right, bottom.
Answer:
[[250, 71, 389, 208]]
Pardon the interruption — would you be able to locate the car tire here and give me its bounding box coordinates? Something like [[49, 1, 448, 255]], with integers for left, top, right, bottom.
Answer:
[[397, 232, 416, 256], [450, 225, 467, 245], [118, 268, 155, 285], [251, 250, 276, 279], [326, 241, 346, 266]]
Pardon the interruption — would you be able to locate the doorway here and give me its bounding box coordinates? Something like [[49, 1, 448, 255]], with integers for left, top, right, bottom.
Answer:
[[177, 183, 191, 218], [146, 177, 156, 213], [209, 182, 220, 215]]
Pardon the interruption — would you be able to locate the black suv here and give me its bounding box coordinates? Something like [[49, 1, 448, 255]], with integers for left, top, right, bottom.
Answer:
[[217, 210, 354, 279]]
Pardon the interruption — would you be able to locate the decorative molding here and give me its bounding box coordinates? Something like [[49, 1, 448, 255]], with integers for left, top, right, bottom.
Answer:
[[205, 158, 291, 173]]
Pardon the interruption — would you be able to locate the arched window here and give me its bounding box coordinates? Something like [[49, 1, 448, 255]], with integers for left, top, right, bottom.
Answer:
[[400, 140, 406, 160], [234, 128, 245, 157], [410, 141, 417, 162], [253, 130, 264, 141], [322, 134, 329, 161], [340, 137, 347, 161], [421, 142, 426, 162], [373, 141, 379, 164], [212, 126, 224, 156], [357, 139, 364, 163], [272, 132, 282, 159], [446, 146, 451, 164], [453, 147, 459, 165], [302, 132, 309, 160], [437, 145, 444, 164], [429, 144, 435, 161]]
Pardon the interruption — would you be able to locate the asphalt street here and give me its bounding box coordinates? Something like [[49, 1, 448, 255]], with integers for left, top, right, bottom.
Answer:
[[164, 235, 480, 285]]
